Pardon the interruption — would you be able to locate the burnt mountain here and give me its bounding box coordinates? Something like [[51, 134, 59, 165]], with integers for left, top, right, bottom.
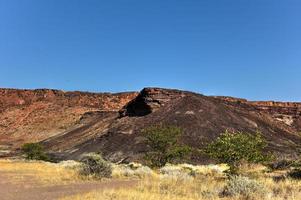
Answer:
[[0, 88, 300, 163]]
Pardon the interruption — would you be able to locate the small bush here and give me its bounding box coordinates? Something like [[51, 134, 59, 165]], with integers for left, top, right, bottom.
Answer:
[[222, 176, 266, 199], [268, 159, 294, 170], [80, 153, 112, 179], [58, 160, 82, 169], [142, 125, 191, 168], [21, 143, 49, 161], [159, 164, 193, 181], [134, 166, 154, 177], [272, 175, 287, 182], [113, 164, 154, 178], [205, 131, 272, 173], [287, 168, 301, 180]]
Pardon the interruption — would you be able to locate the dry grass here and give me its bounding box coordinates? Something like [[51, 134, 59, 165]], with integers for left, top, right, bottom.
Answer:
[[61, 175, 223, 200], [0, 159, 82, 186], [62, 163, 301, 200], [61, 177, 301, 200]]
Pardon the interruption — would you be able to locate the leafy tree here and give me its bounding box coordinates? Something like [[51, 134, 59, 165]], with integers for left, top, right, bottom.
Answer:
[[143, 125, 191, 168], [21, 143, 49, 161], [205, 131, 272, 173]]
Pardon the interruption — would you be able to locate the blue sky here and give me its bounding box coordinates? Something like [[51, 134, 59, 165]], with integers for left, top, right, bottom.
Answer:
[[0, 0, 300, 101]]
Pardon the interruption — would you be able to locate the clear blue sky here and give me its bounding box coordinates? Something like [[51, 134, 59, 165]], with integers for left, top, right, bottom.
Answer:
[[0, 0, 300, 101]]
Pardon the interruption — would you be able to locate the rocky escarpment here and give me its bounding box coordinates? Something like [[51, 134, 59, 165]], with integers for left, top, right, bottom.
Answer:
[[249, 101, 301, 129], [215, 96, 301, 131], [0, 88, 138, 112]]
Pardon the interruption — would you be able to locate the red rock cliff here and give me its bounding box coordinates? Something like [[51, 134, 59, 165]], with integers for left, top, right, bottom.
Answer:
[[0, 88, 138, 146]]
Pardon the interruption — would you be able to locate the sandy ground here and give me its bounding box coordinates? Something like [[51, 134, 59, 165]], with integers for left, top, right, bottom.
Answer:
[[0, 173, 137, 200]]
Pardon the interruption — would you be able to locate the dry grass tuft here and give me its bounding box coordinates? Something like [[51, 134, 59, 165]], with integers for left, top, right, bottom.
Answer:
[[112, 162, 156, 178]]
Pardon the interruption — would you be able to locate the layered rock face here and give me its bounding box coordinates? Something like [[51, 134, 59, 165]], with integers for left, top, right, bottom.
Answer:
[[248, 101, 301, 127], [215, 96, 301, 130], [0, 88, 137, 111]]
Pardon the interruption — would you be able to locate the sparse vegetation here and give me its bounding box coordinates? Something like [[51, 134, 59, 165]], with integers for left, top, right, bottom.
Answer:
[[205, 131, 272, 173], [142, 125, 191, 167], [1, 159, 301, 200], [80, 153, 112, 179], [222, 175, 266, 199], [21, 143, 49, 161], [61, 163, 301, 200]]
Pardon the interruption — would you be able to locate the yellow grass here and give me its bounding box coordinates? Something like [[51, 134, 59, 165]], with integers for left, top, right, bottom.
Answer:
[[0, 159, 81, 186], [61, 176, 301, 200], [1, 159, 301, 200], [61, 175, 223, 200]]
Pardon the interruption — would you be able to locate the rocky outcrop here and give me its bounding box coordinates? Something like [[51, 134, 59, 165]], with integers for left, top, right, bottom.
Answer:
[[119, 88, 186, 117]]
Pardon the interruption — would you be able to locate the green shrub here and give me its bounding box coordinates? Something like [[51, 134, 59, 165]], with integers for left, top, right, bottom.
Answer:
[[80, 153, 112, 179], [222, 175, 266, 199], [21, 143, 49, 161], [142, 125, 191, 168], [205, 131, 272, 173]]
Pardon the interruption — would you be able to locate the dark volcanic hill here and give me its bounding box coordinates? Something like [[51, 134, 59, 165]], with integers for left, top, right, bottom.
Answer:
[[41, 88, 301, 163], [1, 87, 301, 163]]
